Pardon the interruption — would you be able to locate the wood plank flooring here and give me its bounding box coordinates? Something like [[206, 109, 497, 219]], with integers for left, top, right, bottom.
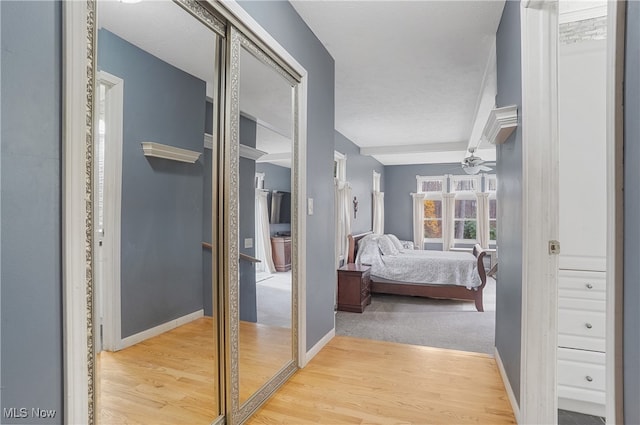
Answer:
[[247, 336, 516, 425], [98, 319, 515, 424]]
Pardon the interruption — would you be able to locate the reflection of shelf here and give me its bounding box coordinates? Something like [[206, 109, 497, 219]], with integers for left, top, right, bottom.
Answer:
[[240, 144, 267, 161], [141, 142, 201, 163]]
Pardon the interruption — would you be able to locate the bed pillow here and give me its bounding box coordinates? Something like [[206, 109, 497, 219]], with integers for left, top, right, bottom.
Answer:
[[385, 234, 405, 252], [378, 235, 400, 256]]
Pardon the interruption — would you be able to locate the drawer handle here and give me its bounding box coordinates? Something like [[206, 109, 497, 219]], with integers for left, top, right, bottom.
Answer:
[[585, 323, 593, 329], [586, 283, 593, 289], [586, 376, 593, 382]]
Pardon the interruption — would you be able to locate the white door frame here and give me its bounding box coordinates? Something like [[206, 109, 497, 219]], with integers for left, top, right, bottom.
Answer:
[[605, 1, 625, 423], [95, 71, 124, 352], [519, 1, 559, 424], [519, 1, 625, 424]]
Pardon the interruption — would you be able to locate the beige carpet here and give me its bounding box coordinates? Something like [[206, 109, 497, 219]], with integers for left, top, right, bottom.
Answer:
[[336, 278, 496, 354]]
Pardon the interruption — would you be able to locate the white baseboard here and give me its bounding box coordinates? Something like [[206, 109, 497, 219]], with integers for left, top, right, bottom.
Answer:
[[119, 309, 204, 350], [495, 347, 521, 424], [303, 328, 335, 366]]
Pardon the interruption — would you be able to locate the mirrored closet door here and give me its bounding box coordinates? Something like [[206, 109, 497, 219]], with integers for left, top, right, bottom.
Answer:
[[93, 1, 225, 423], [224, 26, 302, 425]]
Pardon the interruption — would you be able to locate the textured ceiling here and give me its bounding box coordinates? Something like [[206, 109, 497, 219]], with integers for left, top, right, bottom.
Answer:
[[291, 0, 506, 165]]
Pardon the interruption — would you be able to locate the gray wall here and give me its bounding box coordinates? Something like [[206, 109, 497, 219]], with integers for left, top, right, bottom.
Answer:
[[203, 101, 214, 316], [98, 30, 206, 338], [0, 1, 63, 422], [239, 116, 257, 322], [238, 1, 336, 350], [334, 131, 384, 234], [624, 1, 640, 422], [255, 162, 291, 236], [494, 0, 523, 405], [384, 163, 474, 249]]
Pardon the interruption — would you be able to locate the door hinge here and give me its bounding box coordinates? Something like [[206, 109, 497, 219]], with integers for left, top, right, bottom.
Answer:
[[549, 240, 560, 255]]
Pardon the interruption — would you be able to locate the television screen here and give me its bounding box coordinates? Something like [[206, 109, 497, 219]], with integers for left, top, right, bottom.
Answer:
[[269, 191, 291, 224]]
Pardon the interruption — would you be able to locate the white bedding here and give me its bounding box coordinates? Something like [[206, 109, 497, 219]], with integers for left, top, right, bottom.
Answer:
[[355, 235, 482, 289]]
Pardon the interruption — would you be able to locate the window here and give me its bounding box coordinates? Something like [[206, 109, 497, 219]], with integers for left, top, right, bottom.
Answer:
[[255, 172, 265, 189], [373, 171, 381, 192], [451, 176, 479, 243], [334, 151, 346, 182], [415, 174, 497, 247], [417, 176, 445, 242]]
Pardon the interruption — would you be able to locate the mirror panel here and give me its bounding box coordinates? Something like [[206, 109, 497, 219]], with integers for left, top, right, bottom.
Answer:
[[238, 46, 294, 405], [226, 26, 300, 424], [94, 1, 223, 423]]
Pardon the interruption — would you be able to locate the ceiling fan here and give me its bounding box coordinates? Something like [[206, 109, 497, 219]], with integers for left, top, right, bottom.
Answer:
[[461, 148, 494, 175]]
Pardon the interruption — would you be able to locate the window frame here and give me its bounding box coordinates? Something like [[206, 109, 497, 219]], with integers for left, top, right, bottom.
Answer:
[[451, 175, 480, 245], [416, 175, 446, 244], [485, 174, 498, 246]]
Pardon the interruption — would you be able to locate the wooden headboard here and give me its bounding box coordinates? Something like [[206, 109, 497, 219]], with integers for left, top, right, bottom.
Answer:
[[347, 232, 373, 263]]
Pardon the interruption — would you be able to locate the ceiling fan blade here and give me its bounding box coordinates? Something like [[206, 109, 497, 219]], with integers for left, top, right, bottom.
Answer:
[[479, 165, 492, 172], [463, 165, 481, 175]]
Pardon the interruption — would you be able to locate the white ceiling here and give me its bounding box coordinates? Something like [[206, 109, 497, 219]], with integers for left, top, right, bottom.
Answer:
[[291, 0, 506, 165]]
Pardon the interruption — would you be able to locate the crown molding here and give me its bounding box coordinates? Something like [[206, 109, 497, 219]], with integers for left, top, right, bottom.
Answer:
[[141, 142, 201, 163], [483, 105, 518, 145]]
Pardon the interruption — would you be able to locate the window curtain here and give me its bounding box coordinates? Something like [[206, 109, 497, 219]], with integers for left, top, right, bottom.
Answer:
[[412, 193, 426, 250], [335, 181, 353, 267], [442, 193, 455, 251], [372, 191, 384, 235], [255, 189, 275, 273], [476, 192, 490, 249]]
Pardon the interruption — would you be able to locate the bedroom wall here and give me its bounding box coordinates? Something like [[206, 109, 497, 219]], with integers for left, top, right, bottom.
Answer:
[[383, 163, 479, 249], [494, 0, 523, 405], [98, 29, 206, 338], [237, 1, 336, 351], [624, 1, 640, 422], [255, 162, 291, 236], [0, 1, 63, 421], [334, 131, 385, 234]]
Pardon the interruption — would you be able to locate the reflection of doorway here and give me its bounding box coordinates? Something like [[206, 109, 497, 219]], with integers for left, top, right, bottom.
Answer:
[[94, 71, 124, 353]]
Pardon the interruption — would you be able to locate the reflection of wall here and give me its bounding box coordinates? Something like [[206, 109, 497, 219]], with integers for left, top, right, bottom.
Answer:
[[334, 131, 384, 234], [255, 162, 291, 236], [494, 0, 523, 404], [239, 116, 257, 322], [203, 101, 214, 316], [0, 1, 64, 417], [98, 29, 206, 338]]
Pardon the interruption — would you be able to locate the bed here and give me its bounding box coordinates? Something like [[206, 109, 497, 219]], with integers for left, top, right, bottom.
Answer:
[[347, 232, 488, 312]]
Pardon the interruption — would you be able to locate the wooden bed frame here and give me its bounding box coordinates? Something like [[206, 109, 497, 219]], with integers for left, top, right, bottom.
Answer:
[[347, 232, 488, 312]]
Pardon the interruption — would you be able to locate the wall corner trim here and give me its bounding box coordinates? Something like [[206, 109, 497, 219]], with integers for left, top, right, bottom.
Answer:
[[303, 328, 335, 367], [141, 141, 202, 163], [495, 347, 521, 424], [484, 105, 518, 145]]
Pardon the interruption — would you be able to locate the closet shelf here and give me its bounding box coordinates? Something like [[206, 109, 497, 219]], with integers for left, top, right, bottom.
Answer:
[[141, 142, 201, 163], [482, 105, 518, 145]]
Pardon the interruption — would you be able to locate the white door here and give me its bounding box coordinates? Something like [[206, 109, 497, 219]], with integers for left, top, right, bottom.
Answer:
[[94, 72, 124, 352]]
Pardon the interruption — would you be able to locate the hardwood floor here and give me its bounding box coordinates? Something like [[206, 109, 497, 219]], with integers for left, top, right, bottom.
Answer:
[[98, 319, 515, 424], [247, 336, 516, 425]]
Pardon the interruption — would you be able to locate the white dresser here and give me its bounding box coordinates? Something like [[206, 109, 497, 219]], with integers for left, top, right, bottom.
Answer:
[[558, 30, 608, 417]]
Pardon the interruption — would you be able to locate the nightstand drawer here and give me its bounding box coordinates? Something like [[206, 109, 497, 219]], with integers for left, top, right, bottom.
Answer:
[[337, 264, 371, 313]]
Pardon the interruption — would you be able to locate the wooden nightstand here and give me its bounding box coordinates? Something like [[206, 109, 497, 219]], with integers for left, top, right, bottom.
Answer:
[[337, 264, 371, 313]]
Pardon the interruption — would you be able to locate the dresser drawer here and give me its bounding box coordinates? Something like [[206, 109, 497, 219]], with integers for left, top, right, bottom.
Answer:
[[558, 347, 606, 392], [558, 269, 606, 301], [558, 307, 605, 352]]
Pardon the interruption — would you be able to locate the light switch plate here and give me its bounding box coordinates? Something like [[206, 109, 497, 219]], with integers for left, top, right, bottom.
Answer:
[[307, 198, 314, 215], [244, 238, 253, 249]]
